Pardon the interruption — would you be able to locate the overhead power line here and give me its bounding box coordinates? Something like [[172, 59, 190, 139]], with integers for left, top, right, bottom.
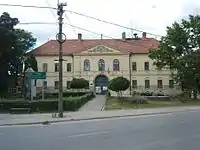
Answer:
[[45, 0, 57, 18], [0, 3, 161, 38], [64, 13, 95, 60], [0, 3, 56, 9], [18, 22, 155, 49], [65, 10, 162, 37], [19, 22, 56, 25], [65, 24, 154, 49]]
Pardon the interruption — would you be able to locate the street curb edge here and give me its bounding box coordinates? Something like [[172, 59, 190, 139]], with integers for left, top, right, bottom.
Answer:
[[0, 109, 199, 127]]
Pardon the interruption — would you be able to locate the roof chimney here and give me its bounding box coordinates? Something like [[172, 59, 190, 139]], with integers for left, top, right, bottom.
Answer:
[[133, 33, 138, 39], [78, 33, 82, 40], [142, 32, 146, 39], [122, 32, 126, 40]]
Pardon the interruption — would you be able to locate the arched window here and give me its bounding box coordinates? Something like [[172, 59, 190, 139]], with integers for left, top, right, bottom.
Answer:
[[98, 59, 105, 71], [113, 59, 120, 71], [84, 59, 90, 71]]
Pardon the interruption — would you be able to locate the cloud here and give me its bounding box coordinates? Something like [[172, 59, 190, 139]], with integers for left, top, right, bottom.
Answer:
[[1, 0, 200, 47]]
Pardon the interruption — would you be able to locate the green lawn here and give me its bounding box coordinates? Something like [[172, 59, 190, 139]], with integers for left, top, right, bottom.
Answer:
[[105, 97, 200, 110]]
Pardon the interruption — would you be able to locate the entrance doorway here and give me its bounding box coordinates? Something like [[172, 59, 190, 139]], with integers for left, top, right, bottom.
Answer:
[[94, 75, 108, 95]]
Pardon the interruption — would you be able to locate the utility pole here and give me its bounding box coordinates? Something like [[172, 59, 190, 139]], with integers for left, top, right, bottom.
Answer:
[[56, 2, 66, 118]]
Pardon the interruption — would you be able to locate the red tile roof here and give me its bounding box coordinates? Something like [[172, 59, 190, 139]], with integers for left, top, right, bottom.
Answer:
[[32, 38, 159, 56]]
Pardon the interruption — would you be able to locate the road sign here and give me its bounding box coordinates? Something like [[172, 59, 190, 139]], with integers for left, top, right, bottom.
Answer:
[[28, 72, 46, 79]]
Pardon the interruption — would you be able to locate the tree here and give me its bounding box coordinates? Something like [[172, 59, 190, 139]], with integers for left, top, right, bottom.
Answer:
[[24, 53, 38, 72], [149, 14, 200, 98], [71, 78, 89, 89], [108, 76, 130, 103], [0, 12, 37, 97]]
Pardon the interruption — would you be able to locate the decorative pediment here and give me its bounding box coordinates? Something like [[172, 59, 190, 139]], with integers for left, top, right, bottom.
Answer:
[[88, 45, 114, 53], [81, 45, 121, 54]]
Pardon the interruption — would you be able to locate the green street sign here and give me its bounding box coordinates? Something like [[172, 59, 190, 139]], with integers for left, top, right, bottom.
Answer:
[[28, 72, 46, 79]]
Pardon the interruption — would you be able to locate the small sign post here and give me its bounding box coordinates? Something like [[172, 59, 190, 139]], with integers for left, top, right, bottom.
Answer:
[[28, 72, 46, 80], [28, 72, 46, 100]]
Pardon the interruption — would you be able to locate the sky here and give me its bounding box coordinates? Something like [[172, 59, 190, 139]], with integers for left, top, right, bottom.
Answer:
[[0, 0, 200, 47]]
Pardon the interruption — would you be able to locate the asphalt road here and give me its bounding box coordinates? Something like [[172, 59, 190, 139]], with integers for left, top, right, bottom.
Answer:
[[1, 111, 200, 150]]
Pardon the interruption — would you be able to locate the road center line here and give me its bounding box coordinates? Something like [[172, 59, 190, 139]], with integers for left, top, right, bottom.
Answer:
[[67, 131, 111, 138]]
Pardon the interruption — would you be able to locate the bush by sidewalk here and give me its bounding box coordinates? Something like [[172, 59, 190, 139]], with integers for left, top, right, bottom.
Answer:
[[64, 92, 95, 111], [44, 91, 87, 99], [0, 92, 95, 113]]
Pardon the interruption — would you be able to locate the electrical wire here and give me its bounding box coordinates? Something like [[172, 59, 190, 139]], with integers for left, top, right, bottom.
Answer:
[[18, 21, 158, 49], [45, 0, 57, 19], [66, 9, 162, 37], [64, 13, 95, 61], [0, 3, 161, 38], [0, 3, 56, 9]]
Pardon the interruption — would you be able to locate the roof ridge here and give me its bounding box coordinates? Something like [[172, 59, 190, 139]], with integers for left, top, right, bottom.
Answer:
[[32, 38, 159, 56], [48, 38, 158, 41]]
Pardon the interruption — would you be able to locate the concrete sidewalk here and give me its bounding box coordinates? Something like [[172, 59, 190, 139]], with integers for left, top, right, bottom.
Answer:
[[79, 95, 106, 111], [0, 106, 200, 126]]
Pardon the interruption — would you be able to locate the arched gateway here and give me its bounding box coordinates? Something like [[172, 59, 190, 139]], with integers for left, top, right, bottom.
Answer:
[[94, 75, 108, 94]]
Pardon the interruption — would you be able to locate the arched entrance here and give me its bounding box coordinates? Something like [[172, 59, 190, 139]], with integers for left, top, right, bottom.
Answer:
[[94, 75, 108, 95]]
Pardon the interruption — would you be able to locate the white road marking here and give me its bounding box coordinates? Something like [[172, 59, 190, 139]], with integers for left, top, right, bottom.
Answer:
[[67, 131, 111, 138]]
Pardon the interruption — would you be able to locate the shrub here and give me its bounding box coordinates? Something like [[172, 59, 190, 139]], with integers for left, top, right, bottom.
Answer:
[[170, 93, 190, 103], [0, 92, 95, 113], [132, 95, 148, 104], [64, 92, 94, 111], [0, 100, 30, 112], [44, 91, 87, 99], [71, 78, 89, 89], [31, 100, 58, 112], [108, 76, 130, 103]]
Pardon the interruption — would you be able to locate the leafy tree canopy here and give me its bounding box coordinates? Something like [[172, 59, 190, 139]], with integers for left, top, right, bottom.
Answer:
[[71, 78, 89, 89], [0, 12, 37, 96], [149, 15, 200, 96], [108, 76, 130, 94]]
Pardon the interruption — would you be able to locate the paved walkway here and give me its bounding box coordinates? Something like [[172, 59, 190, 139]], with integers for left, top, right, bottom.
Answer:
[[0, 106, 200, 126], [79, 95, 106, 111]]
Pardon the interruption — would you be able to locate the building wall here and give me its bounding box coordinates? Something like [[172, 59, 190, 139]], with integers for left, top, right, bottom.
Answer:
[[73, 54, 129, 82], [35, 47, 182, 95]]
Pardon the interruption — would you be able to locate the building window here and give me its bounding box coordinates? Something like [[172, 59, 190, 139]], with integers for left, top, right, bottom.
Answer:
[[145, 80, 150, 88], [132, 62, 137, 71], [43, 81, 47, 89], [132, 80, 137, 88], [55, 63, 59, 72], [66, 81, 71, 89], [169, 80, 174, 88], [67, 63, 72, 72], [42, 63, 48, 72], [157, 80, 163, 88], [113, 59, 120, 71], [84, 59, 90, 71], [54, 81, 59, 89], [144, 62, 149, 71], [98, 59, 105, 71]]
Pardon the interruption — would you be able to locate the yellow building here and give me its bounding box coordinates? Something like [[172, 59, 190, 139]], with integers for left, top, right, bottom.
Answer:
[[32, 32, 181, 95]]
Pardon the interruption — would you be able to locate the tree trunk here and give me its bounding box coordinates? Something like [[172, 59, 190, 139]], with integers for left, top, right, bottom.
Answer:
[[117, 91, 120, 100], [120, 91, 124, 104]]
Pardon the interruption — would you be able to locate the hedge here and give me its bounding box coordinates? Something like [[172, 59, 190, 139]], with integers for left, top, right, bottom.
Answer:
[[44, 91, 87, 99], [0, 92, 95, 113]]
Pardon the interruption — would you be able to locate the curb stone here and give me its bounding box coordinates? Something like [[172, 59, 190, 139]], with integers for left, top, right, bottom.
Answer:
[[0, 109, 199, 127]]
